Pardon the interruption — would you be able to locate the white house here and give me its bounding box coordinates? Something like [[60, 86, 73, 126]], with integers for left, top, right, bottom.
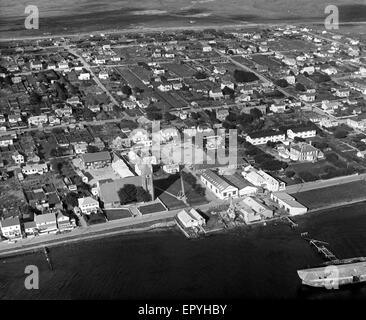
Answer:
[[287, 127, 316, 140], [34, 212, 58, 234], [28, 115, 48, 126], [334, 88, 350, 98], [270, 104, 287, 113], [246, 130, 286, 145], [12, 151, 24, 164], [200, 169, 238, 200], [78, 197, 100, 215], [243, 168, 286, 192], [0, 217, 22, 239], [299, 93, 316, 102], [24, 221, 37, 236], [78, 72, 90, 81], [236, 200, 262, 224], [0, 135, 14, 147], [162, 163, 180, 174], [176, 208, 205, 229], [57, 212, 74, 231], [300, 66, 315, 75], [74, 142, 88, 154], [22, 163, 48, 175], [158, 83, 172, 92], [321, 100, 339, 113], [122, 100, 136, 109]]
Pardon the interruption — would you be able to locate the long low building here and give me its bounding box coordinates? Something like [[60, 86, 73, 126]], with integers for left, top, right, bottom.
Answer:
[[241, 196, 273, 219], [246, 130, 286, 145], [200, 169, 238, 200], [176, 208, 206, 229], [271, 192, 308, 216]]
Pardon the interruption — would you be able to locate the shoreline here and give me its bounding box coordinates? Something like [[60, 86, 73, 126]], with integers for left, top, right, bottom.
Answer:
[[2, 198, 366, 259], [0, 219, 177, 260], [1, 20, 365, 42], [307, 199, 366, 215]]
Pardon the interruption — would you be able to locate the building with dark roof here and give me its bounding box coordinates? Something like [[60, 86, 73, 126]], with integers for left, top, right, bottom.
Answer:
[[81, 151, 111, 169]]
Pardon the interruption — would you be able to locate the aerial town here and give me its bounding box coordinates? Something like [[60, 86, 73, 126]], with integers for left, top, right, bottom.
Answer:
[[0, 23, 365, 248]]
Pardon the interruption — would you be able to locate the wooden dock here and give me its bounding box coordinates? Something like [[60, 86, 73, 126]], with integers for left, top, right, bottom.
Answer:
[[283, 216, 298, 228], [308, 239, 337, 261]]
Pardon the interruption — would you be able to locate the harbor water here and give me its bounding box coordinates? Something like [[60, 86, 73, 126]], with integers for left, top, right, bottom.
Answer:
[[1, 202, 366, 299]]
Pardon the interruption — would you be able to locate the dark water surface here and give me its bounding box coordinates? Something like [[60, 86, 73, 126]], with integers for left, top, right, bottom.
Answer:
[[1, 203, 366, 299]]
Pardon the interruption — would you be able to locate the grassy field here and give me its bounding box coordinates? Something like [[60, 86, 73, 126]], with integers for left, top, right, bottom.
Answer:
[[138, 203, 167, 215], [105, 209, 132, 220], [292, 180, 366, 209]]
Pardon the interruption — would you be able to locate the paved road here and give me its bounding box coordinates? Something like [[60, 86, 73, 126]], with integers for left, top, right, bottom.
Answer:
[[65, 45, 120, 107], [286, 173, 366, 194]]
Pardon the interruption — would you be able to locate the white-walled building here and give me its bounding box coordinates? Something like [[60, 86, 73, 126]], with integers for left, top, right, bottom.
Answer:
[[28, 115, 48, 126], [243, 168, 286, 192], [246, 130, 286, 145], [200, 169, 238, 200], [0, 217, 22, 239], [34, 212, 58, 234], [176, 208, 206, 228], [78, 197, 100, 215], [271, 192, 308, 216], [241, 196, 273, 219], [22, 163, 48, 175], [287, 127, 316, 140]]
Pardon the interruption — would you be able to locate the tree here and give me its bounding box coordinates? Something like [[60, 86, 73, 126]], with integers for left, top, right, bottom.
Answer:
[[29, 92, 42, 104], [136, 187, 151, 202], [275, 79, 289, 88], [250, 108, 263, 119], [87, 145, 100, 153], [145, 105, 163, 121], [222, 86, 235, 97], [233, 70, 259, 83], [121, 85, 132, 96], [194, 71, 208, 80], [295, 82, 306, 92], [260, 160, 287, 171], [117, 184, 141, 204], [266, 141, 276, 148], [285, 170, 296, 178], [298, 171, 318, 182], [325, 152, 339, 162], [294, 136, 306, 143], [334, 129, 348, 139], [64, 192, 79, 208]]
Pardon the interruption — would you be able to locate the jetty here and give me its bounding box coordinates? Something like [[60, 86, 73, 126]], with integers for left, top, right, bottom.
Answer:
[[305, 238, 337, 261], [42, 246, 53, 270], [282, 216, 298, 229]]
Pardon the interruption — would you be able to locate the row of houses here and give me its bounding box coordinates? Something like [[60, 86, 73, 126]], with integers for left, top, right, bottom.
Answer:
[[246, 127, 316, 145], [0, 212, 75, 239]]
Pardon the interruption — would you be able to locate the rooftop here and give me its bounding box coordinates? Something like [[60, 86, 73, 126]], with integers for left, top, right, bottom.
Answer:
[[81, 151, 111, 163], [201, 169, 232, 192], [0, 216, 20, 228]]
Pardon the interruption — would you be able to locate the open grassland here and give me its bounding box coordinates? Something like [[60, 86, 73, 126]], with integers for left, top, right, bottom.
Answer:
[[293, 180, 366, 209]]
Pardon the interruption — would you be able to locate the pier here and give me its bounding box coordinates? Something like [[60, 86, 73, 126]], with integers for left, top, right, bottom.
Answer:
[[283, 216, 298, 229], [306, 238, 337, 261], [42, 247, 53, 270]]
